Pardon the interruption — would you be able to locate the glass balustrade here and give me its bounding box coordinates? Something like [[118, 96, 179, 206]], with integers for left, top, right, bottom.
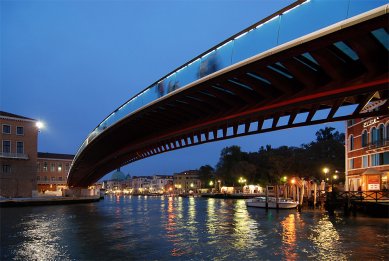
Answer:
[[74, 0, 388, 160]]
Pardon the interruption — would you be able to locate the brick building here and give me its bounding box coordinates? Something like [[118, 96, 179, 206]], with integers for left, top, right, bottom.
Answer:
[[36, 152, 74, 192], [0, 111, 38, 197], [345, 108, 389, 191]]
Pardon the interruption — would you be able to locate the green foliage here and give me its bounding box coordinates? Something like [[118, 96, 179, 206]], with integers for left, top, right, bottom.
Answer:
[[198, 165, 215, 187], [212, 127, 345, 186]]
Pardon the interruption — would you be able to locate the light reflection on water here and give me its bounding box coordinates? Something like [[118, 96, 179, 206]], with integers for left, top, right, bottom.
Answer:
[[1, 196, 388, 260]]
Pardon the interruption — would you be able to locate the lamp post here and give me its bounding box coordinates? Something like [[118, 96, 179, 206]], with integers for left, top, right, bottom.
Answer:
[[238, 177, 246, 194], [323, 167, 329, 191]]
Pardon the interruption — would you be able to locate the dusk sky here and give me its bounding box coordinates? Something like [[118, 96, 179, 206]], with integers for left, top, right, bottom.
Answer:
[[1, 0, 346, 179]]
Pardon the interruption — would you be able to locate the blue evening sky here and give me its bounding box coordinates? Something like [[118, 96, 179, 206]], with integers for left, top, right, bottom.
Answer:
[[1, 0, 346, 178]]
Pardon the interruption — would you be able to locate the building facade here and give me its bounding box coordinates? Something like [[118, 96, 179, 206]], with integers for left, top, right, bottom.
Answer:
[[150, 175, 173, 193], [345, 113, 389, 191], [0, 111, 38, 197], [173, 170, 201, 194], [36, 152, 74, 192]]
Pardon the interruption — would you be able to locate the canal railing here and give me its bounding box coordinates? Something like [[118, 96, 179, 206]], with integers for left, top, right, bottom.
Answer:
[[323, 190, 389, 217]]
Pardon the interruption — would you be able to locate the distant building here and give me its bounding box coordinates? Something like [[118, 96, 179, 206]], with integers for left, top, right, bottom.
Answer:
[[345, 104, 388, 191], [150, 175, 173, 193], [36, 152, 74, 192], [104, 168, 127, 192], [173, 170, 201, 194], [132, 176, 152, 193], [0, 111, 39, 197]]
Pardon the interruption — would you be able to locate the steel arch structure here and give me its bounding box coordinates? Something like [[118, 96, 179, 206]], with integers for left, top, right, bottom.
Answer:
[[68, 2, 389, 187]]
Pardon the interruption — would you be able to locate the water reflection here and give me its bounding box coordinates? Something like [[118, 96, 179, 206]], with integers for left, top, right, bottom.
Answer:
[[309, 215, 347, 261], [1, 197, 388, 260], [280, 213, 298, 260], [15, 213, 70, 261]]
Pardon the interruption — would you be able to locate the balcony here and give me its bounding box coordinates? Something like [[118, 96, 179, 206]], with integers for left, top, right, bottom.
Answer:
[[0, 152, 29, 160], [365, 138, 389, 152]]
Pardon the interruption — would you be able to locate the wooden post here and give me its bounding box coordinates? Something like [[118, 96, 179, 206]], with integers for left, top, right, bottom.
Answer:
[[313, 183, 317, 208], [265, 186, 269, 209], [299, 181, 304, 212], [276, 185, 279, 209]]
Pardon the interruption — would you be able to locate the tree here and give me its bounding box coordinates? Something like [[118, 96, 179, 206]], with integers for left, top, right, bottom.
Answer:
[[198, 165, 215, 188]]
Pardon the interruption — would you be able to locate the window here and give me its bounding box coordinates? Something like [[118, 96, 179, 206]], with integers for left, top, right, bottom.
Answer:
[[362, 130, 368, 147], [44, 176, 48, 181], [2, 140, 11, 153], [50, 163, 55, 172], [58, 177, 63, 181], [349, 159, 354, 169], [371, 152, 389, 166], [37, 163, 40, 171], [51, 177, 55, 181], [37, 176, 40, 181], [43, 162, 48, 172], [65, 163, 70, 171], [386, 123, 389, 140], [2, 164, 11, 173], [16, 142, 24, 154], [2, 124, 11, 134], [362, 155, 368, 168], [16, 126, 24, 135], [371, 127, 377, 145], [349, 135, 354, 150], [378, 124, 385, 144], [58, 163, 62, 172]]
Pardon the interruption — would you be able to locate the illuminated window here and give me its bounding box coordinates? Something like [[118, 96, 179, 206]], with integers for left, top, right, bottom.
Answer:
[[50, 163, 55, 172], [43, 162, 48, 172], [58, 163, 62, 172]]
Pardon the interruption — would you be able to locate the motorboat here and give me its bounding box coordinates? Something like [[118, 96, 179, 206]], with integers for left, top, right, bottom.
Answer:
[[246, 196, 298, 209]]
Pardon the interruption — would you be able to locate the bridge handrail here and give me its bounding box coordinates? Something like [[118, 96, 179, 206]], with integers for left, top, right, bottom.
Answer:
[[72, 0, 388, 164]]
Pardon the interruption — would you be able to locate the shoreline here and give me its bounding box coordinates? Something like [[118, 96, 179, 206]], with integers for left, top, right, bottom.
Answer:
[[0, 196, 101, 207]]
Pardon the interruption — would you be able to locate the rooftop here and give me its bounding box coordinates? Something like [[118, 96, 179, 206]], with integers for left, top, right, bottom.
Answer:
[[38, 152, 75, 160], [0, 111, 36, 121]]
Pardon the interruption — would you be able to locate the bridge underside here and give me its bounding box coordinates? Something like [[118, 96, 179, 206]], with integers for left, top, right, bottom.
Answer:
[[68, 13, 388, 187]]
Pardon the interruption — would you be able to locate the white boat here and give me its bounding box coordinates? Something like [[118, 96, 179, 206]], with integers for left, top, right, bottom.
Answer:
[[246, 196, 298, 209]]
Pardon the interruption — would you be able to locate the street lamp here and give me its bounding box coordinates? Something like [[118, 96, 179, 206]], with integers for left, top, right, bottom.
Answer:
[[238, 177, 246, 194], [209, 180, 214, 187], [323, 167, 329, 190]]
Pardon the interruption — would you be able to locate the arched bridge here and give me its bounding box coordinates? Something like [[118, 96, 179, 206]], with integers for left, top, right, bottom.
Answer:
[[68, 0, 389, 187]]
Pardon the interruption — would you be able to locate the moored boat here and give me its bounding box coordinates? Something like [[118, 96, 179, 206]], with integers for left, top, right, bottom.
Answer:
[[246, 196, 298, 209]]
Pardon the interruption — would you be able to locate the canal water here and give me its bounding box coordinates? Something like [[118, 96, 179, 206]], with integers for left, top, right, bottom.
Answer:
[[1, 195, 388, 261]]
